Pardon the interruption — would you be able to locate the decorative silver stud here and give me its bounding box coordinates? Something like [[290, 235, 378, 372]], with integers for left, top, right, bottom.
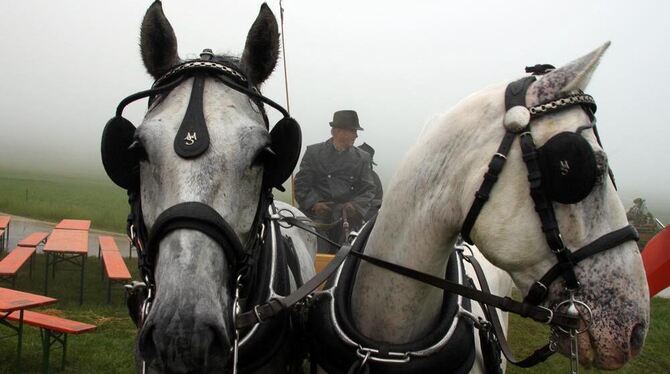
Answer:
[[503, 106, 531, 133]]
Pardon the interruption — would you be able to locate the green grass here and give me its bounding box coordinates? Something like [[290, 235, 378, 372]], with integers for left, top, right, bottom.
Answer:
[[0, 172, 296, 234], [507, 297, 670, 373], [0, 173, 128, 233]]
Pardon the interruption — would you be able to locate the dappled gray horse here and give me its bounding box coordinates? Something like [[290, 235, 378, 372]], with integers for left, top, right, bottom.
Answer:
[[101, 2, 315, 373], [310, 43, 648, 373]]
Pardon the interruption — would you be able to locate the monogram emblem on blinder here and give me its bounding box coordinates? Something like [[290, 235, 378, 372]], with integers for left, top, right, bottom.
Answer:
[[184, 132, 197, 146], [559, 160, 570, 176]]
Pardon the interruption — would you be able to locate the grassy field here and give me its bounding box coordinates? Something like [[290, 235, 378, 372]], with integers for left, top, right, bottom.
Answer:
[[0, 171, 297, 234], [0, 172, 128, 233], [0, 253, 666, 373]]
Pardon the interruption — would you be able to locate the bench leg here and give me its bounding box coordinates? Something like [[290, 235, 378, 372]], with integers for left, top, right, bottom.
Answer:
[[40, 329, 67, 374], [29, 252, 34, 279], [62, 334, 68, 369], [107, 278, 112, 304], [41, 329, 51, 374], [79, 255, 86, 305], [52, 254, 56, 280], [43, 252, 49, 296], [11, 275, 16, 289], [17, 310, 23, 370]]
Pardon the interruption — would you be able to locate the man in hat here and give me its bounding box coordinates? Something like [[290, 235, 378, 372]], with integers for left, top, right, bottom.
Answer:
[[295, 110, 376, 253], [358, 142, 383, 220]]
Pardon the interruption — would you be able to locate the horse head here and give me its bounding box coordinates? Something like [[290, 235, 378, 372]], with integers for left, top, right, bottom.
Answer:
[[348, 43, 648, 372], [462, 43, 648, 369], [119, 2, 291, 372]]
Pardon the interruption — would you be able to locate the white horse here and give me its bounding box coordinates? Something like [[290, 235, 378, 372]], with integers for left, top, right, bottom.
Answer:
[[310, 43, 649, 373], [107, 2, 316, 373]]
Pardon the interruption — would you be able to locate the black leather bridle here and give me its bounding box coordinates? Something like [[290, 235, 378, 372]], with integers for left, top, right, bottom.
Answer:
[[457, 72, 639, 369], [255, 68, 642, 373], [102, 50, 305, 372]]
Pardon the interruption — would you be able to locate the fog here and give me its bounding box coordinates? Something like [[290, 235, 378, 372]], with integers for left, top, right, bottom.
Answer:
[[0, 1, 668, 215]]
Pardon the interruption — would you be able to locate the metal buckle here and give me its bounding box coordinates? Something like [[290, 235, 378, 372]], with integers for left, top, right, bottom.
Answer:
[[531, 281, 548, 299], [554, 297, 593, 334], [355, 346, 410, 364], [538, 305, 554, 324], [253, 305, 265, 323]]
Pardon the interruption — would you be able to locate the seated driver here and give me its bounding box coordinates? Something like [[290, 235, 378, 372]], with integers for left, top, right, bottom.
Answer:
[[294, 110, 376, 253]]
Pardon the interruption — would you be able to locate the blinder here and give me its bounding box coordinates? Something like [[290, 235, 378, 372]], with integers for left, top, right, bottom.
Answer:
[[101, 115, 141, 190], [100, 53, 301, 192], [537, 131, 597, 204]]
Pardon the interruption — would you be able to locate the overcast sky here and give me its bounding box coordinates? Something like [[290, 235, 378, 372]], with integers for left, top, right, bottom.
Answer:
[[0, 0, 668, 212]]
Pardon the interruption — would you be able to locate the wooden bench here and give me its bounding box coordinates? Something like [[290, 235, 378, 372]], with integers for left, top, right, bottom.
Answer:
[[18, 232, 49, 248], [7, 310, 95, 373], [99, 236, 132, 303], [315, 254, 335, 273], [0, 247, 36, 287]]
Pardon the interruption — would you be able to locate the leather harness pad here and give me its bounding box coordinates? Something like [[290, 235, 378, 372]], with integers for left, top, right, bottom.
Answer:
[[537, 132, 597, 204], [101, 58, 302, 192], [101, 116, 140, 190], [174, 76, 210, 158], [309, 222, 475, 373], [265, 117, 302, 191]]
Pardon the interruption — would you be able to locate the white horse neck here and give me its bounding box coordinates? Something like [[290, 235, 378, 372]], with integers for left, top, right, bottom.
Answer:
[[349, 85, 506, 343]]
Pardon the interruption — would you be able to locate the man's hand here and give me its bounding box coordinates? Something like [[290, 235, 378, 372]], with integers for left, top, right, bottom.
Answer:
[[343, 202, 359, 217], [312, 202, 332, 216]]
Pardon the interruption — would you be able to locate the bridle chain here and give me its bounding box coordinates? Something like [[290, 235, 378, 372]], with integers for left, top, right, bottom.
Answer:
[[529, 94, 595, 116]]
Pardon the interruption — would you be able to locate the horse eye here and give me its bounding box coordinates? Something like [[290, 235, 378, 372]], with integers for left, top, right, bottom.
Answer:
[[252, 146, 275, 168], [128, 139, 149, 162]]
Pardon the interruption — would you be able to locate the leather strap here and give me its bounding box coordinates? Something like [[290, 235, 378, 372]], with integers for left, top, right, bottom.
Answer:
[[147, 202, 247, 270], [505, 76, 536, 109], [461, 131, 516, 243], [518, 132, 580, 290], [465, 253, 556, 368], [525, 225, 639, 304], [348, 250, 579, 330], [236, 241, 354, 329]]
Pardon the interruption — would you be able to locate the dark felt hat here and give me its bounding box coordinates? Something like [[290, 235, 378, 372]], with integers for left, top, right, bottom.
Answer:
[[329, 110, 364, 130], [358, 142, 377, 165]]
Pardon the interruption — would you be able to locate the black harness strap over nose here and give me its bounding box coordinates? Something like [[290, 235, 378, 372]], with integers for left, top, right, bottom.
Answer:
[[147, 202, 247, 271]]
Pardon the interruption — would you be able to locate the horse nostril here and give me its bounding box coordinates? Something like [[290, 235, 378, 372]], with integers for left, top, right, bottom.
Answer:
[[629, 323, 646, 357]]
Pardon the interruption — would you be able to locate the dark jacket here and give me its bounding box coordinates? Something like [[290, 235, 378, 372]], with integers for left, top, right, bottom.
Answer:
[[367, 169, 383, 219], [295, 139, 376, 218]]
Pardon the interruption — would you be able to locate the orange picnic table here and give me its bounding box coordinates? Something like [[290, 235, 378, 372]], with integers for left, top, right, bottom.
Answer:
[[0, 216, 11, 252], [0, 287, 57, 367], [43, 228, 89, 305], [54, 219, 91, 231]]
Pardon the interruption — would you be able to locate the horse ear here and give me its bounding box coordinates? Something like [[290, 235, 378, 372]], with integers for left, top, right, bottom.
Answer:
[[140, 1, 180, 79], [527, 42, 610, 106], [240, 3, 280, 85]]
